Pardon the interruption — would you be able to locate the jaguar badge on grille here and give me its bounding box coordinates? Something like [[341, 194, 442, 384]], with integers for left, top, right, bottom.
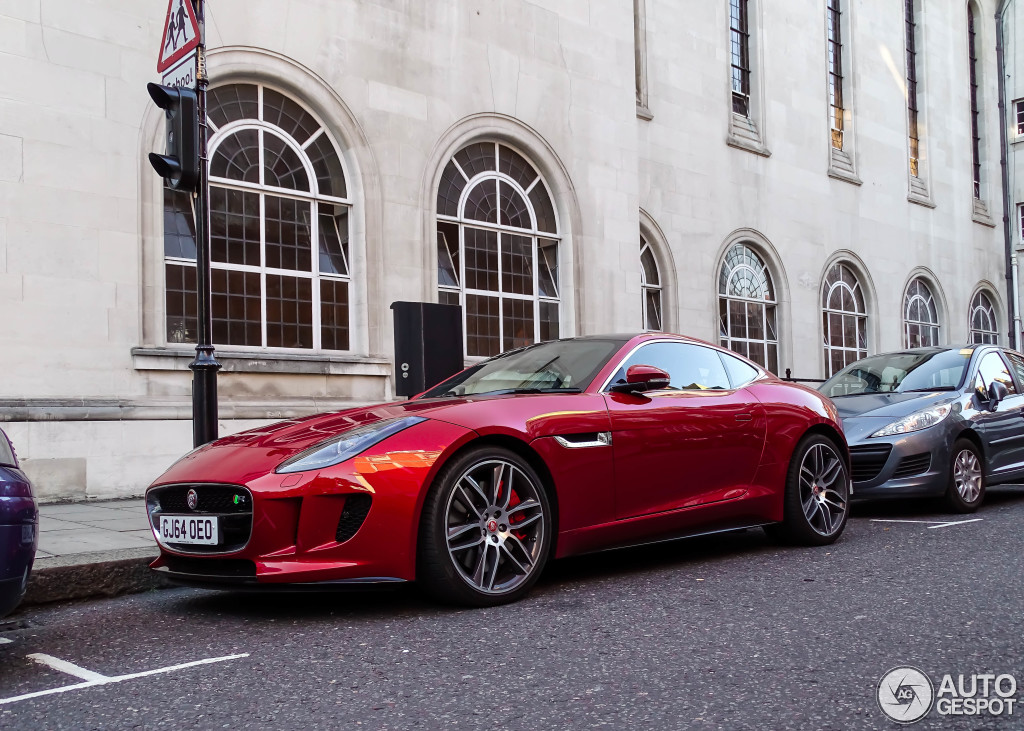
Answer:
[[186, 489, 199, 511]]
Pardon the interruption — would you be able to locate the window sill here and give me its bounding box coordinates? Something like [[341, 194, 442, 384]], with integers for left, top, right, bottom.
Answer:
[[827, 167, 862, 186], [727, 113, 771, 158], [636, 104, 653, 121], [131, 347, 392, 377], [971, 198, 996, 228]]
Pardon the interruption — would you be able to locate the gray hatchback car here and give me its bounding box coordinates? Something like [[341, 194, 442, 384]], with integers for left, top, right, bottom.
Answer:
[[818, 345, 1024, 512]]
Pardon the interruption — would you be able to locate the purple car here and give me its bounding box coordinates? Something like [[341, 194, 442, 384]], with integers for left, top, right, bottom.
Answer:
[[0, 428, 37, 617]]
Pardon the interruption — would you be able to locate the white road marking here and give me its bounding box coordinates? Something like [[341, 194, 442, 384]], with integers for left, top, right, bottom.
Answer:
[[29, 654, 108, 682], [869, 518, 984, 529], [0, 653, 249, 706], [0, 638, 12, 645]]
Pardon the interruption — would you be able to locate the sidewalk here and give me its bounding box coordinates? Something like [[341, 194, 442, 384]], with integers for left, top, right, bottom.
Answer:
[[24, 500, 167, 607]]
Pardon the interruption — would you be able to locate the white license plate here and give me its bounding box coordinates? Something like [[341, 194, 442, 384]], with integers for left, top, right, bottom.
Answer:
[[160, 515, 219, 546]]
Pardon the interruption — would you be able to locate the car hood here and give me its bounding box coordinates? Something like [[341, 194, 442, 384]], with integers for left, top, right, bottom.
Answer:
[[831, 391, 957, 420]]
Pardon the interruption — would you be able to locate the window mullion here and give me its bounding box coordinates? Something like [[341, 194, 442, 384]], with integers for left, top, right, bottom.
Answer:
[[259, 191, 268, 348], [312, 202, 322, 351]]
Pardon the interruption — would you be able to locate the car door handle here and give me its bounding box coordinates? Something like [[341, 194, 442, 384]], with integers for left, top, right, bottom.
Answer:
[[735, 414, 753, 422]]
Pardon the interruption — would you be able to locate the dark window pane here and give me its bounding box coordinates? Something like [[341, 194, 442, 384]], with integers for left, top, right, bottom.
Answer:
[[321, 279, 350, 351], [318, 207, 349, 276], [264, 196, 312, 272], [262, 88, 321, 145], [306, 131, 347, 199], [463, 228, 498, 292], [437, 221, 460, 288], [208, 84, 258, 128], [263, 132, 310, 191], [529, 183, 557, 233], [499, 182, 531, 229], [539, 301, 559, 342], [437, 160, 467, 216], [165, 263, 197, 344], [266, 274, 313, 349], [640, 244, 660, 286], [645, 288, 662, 331], [439, 290, 460, 308], [498, 145, 538, 191], [466, 294, 500, 357], [211, 129, 260, 183], [503, 299, 535, 352], [502, 234, 534, 295], [464, 179, 498, 223], [454, 142, 496, 179], [211, 187, 260, 266], [212, 269, 262, 347], [164, 189, 196, 259], [538, 239, 559, 297]]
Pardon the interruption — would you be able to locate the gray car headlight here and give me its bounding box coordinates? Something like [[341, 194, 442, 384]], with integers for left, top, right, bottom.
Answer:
[[275, 416, 427, 474], [870, 403, 952, 438]]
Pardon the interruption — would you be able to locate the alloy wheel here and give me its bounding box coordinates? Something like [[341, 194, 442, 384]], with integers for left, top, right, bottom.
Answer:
[[798, 443, 849, 537], [953, 448, 983, 503], [444, 459, 546, 595]]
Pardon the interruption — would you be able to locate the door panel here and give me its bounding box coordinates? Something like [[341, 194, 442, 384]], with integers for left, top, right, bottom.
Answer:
[[604, 342, 767, 520], [974, 352, 1024, 477]]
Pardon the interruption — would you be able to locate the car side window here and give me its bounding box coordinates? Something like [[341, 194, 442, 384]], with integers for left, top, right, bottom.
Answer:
[[719, 351, 759, 388], [613, 342, 731, 390], [1005, 351, 1024, 390], [976, 352, 1018, 396]]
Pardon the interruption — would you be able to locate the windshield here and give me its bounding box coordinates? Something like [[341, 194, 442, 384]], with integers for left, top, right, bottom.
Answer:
[[819, 350, 971, 398], [420, 339, 625, 398]]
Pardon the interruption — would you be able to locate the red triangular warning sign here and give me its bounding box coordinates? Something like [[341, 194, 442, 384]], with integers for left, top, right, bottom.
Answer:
[[157, 0, 201, 73]]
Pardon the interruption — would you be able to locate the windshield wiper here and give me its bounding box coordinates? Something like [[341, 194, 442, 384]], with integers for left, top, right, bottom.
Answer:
[[898, 386, 958, 393], [475, 387, 582, 396]]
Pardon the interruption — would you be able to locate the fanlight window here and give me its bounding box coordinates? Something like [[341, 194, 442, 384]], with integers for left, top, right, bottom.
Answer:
[[719, 243, 779, 373], [164, 84, 351, 351], [969, 291, 998, 345], [903, 278, 940, 348], [821, 263, 867, 377], [437, 142, 560, 357], [640, 237, 662, 331]]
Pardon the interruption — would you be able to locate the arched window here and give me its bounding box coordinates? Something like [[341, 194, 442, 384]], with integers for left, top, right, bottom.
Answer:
[[436, 142, 560, 357], [903, 278, 940, 347], [969, 290, 998, 344], [164, 84, 352, 351], [719, 243, 778, 373], [640, 236, 662, 331], [821, 263, 867, 376]]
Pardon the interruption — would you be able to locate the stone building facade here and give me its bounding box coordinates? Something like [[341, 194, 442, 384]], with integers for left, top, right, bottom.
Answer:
[[0, 0, 1015, 500]]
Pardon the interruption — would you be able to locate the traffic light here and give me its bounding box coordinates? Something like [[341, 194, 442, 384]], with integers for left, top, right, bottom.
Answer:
[[147, 82, 199, 191]]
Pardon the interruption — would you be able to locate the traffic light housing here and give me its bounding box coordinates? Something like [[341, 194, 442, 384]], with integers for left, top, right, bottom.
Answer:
[[147, 82, 199, 191]]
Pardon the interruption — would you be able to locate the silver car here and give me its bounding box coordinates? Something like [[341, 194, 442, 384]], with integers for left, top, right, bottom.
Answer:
[[818, 345, 1024, 512]]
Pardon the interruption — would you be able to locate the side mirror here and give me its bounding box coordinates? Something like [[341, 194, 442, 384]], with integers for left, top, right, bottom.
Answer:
[[987, 380, 1009, 410], [609, 364, 671, 394]]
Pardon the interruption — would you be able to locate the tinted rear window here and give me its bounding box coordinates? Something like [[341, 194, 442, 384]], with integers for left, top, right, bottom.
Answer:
[[0, 432, 16, 467]]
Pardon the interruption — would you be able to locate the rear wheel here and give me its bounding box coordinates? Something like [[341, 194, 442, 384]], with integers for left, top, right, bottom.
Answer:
[[766, 434, 849, 545], [944, 439, 984, 513], [418, 446, 552, 607]]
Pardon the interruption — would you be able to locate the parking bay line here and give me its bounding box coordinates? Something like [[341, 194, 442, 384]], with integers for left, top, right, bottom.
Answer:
[[0, 653, 249, 706], [869, 518, 984, 529]]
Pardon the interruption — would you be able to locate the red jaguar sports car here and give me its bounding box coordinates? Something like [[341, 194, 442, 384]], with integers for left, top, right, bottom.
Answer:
[[146, 333, 851, 606]]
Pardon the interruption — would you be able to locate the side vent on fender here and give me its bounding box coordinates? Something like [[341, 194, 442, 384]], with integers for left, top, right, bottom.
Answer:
[[336, 494, 373, 543]]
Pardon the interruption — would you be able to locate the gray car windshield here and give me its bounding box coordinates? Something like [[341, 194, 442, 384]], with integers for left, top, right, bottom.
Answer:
[[819, 350, 971, 398], [421, 339, 624, 398]]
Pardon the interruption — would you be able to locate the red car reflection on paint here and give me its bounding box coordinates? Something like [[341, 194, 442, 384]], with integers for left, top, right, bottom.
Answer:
[[146, 333, 850, 607]]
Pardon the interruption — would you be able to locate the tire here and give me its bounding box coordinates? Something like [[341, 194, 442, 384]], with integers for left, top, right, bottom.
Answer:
[[765, 434, 850, 546], [944, 439, 985, 513], [417, 446, 553, 607]]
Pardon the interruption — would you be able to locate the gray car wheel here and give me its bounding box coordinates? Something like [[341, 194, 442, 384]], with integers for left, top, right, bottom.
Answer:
[[944, 438, 984, 513]]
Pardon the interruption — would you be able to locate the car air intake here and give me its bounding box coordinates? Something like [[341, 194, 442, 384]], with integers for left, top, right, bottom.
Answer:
[[849, 444, 893, 483], [893, 453, 931, 479], [336, 494, 372, 543]]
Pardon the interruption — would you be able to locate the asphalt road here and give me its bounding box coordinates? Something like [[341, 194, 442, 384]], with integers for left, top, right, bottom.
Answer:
[[2, 489, 1024, 730]]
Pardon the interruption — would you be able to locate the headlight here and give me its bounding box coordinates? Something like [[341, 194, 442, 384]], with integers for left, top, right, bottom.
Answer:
[[870, 403, 952, 438], [275, 416, 427, 474]]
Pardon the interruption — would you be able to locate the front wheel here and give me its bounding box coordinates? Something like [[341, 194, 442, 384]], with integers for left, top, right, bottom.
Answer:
[[944, 439, 985, 513], [417, 447, 552, 607], [766, 434, 850, 546]]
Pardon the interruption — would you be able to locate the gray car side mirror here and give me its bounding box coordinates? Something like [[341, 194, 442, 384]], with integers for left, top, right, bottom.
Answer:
[[987, 380, 1009, 410]]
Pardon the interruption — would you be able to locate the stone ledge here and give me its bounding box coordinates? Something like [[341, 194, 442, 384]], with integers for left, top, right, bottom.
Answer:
[[0, 398, 375, 422]]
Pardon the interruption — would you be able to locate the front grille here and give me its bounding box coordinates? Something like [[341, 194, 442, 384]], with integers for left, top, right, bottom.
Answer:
[[849, 444, 894, 483], [161, 555, 256, 577], [148, 483, 253, 554], [893, 452, 931, 478], [336, 494, 372, 543]]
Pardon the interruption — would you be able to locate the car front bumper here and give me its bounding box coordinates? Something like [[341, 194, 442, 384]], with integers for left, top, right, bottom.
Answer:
[[843, 418, 956, 500]]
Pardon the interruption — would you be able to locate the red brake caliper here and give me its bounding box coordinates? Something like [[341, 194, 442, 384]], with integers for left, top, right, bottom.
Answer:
[[507, 490, 527, 540]]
